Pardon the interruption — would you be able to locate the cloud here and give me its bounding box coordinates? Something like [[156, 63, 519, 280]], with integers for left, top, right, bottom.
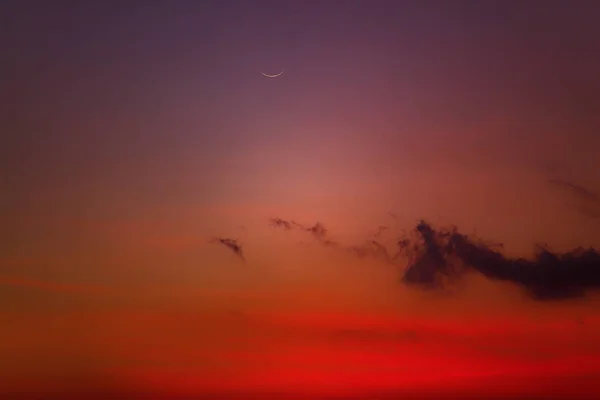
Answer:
[[548, 179, 599, 202], [548, 178, 600, 220], [208, 237, 245, 262], [346, 240, 393, 263], [269, 217, 339, 247], [399, 220, 600, 300], [268, 217, 293, 231], [268, 217, 327, 239], [267, 216, 600, 301], [268, 217, 395, 262]]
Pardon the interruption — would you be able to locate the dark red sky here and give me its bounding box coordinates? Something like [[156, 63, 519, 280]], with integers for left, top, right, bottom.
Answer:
[[2, 1, 600, 398]]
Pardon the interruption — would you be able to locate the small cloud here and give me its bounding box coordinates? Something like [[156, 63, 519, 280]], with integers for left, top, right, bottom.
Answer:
[[305, 222, 327, 239], [548, 178, 600, 220], [268, 217, 293, 230], [208, 237, 245, 262]]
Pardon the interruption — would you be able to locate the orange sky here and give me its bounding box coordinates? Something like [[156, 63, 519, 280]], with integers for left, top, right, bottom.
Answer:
[[2, 236, 600, 398], [3, 1, 600, 398]]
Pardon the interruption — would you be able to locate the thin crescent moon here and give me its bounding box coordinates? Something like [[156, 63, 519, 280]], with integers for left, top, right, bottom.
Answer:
[[261, 70, 283, 78]]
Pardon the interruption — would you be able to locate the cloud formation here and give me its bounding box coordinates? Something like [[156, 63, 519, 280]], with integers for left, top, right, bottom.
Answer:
[[268, 217, 328, 239], [268, 217, 395, 262], [548, 178, 600, 220], [402, 220, 600, 300], [208, 237, 245, 262], [548, 179, 599, 203], [266, 216, 600, 301]]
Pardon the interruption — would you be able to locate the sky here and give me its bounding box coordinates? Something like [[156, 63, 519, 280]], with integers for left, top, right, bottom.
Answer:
[[2, 0, 600, 398]]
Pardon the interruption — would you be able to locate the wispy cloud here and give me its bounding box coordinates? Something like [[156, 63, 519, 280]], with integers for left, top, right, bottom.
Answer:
[[268, 217, 396, 263], [548, 179, 599, 202], [266, 215, 600, 301], [208, 237, 245, 262], [548, 178, 600, 220]]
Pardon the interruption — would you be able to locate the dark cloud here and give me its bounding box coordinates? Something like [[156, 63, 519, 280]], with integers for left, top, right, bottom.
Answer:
[[268, 217, 293, 231], [268, 217, 329, 240], [305, 222, 327, 239], [208, 237, 245, 262], [400, 220, 600, 300], [268, 216, 600, 301], [268, 217, 395, 263]]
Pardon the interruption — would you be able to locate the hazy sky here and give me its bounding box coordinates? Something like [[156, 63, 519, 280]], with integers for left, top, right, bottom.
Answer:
[[2, 1, 600, 398]]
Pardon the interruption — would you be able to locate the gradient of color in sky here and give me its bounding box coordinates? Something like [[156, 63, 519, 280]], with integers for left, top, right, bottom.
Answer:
[[2, 1, 600, 399]]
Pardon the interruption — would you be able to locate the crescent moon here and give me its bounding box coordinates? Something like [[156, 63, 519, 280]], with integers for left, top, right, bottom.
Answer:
[[261, 70, 283, 78]]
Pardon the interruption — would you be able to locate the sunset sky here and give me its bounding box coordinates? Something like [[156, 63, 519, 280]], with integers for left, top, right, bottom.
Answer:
[[3, 1, 600, 398]]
